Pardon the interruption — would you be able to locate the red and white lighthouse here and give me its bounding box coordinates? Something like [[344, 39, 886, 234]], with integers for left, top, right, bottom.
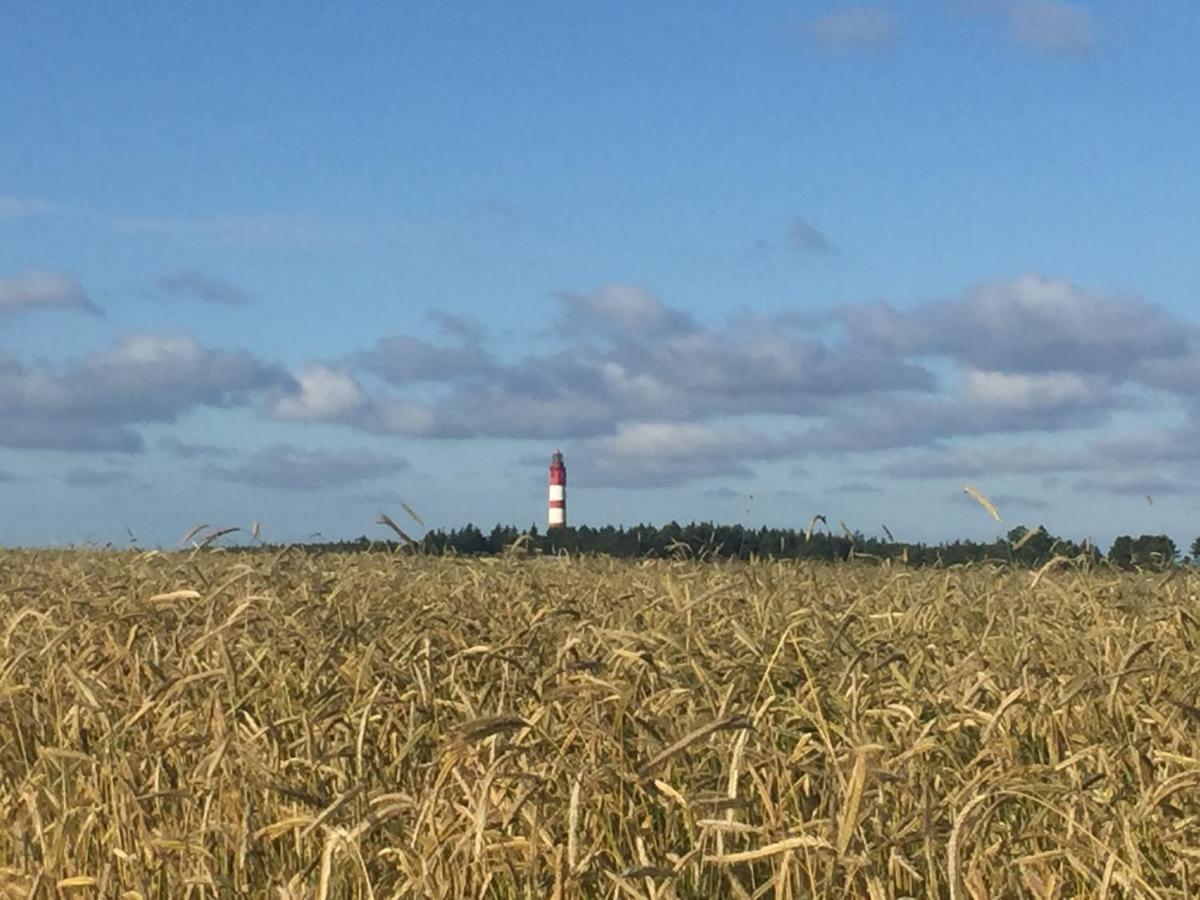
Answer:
[[548, 450, 566, 529]]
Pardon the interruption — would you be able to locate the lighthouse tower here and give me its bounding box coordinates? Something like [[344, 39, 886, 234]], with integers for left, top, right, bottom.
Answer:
[[548, 450, 566, 529]]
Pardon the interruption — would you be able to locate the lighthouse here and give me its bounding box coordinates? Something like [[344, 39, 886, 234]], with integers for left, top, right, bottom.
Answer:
[[548, 450, 566, 529]]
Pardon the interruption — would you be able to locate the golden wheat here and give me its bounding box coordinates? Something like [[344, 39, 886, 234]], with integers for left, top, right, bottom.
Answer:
[[1, 549, 1197, 897]]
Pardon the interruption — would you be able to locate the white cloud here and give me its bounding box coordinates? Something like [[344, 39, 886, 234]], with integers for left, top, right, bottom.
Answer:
[[581, 423, 783, 486], [1074, 475, 1199, 498], [109, 211, 362, 245], [106, 333, 204, 367], [269, 365, 368, 422], [371, 401, 437, 437], [0, 270, 99, 315], [596, 422, 760, 460], [156, 270, 254, 305], [333, 284, 932, 445], [0, 197, 53, 217], [884, 445, 1078, 478], [556, 285, 695, 337], [159, 437, 233, 460], [806, 6, 897, 50], [65, 467, 130, 488], [789, 218, 837, 256], [427, 310, 487, 343], [829, 481, 883, 494], [359, 335, 494, 385], [267, 365, 438, 437], [196, 274, 1200, 491], [0, 333, 287, 451], [957, 0, 1094, 56], [1, 194, 362, 245], [1004, 0, 1093, 55], [207, 445, 408, 491], [963, 370, 1100, 411], [842, 274, 1188, 375], [2, 267, 1195, 499]]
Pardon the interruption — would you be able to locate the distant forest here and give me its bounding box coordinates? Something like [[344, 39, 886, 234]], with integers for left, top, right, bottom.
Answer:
[[253, 522, 1193, 571]]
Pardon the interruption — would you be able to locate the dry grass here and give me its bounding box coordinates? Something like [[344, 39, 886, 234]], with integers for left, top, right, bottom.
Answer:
[[1, 549, 1198, 897]]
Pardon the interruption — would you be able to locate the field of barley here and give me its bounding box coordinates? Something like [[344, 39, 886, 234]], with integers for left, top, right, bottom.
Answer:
[[2, 548, 1199, 898]]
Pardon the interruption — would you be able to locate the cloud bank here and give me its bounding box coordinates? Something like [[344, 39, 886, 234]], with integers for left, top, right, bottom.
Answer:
[[255, 274, 1200, 489], [0, 333, 289, 452], [6, 269, 1195, 496]]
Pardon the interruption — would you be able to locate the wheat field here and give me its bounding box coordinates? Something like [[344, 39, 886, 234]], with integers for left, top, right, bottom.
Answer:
[[1, 548, 1197, 898]]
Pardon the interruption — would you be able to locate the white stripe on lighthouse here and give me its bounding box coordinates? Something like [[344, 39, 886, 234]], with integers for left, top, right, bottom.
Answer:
[[549, 485, 565, 502], [548, 507, 565, 526]]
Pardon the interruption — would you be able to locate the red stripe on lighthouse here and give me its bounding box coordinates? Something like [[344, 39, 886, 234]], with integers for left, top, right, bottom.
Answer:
[[548, 450, 566, 529]]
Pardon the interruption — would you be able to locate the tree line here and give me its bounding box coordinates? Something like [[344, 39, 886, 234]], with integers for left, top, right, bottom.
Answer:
[[261, 522, 1191, 570]]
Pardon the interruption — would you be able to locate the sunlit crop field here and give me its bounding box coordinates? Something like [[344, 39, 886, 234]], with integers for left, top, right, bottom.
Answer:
[[2, 549, 1198, 898]]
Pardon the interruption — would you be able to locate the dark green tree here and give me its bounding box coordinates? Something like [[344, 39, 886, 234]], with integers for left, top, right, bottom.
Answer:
[[1109, 534, 1177, 570], [1108, 535, 1135, 569], [1133, 534, 1177, 570]]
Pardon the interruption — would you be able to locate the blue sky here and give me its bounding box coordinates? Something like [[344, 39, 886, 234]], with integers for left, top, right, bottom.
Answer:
[[3, 1, 1200, 549]]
